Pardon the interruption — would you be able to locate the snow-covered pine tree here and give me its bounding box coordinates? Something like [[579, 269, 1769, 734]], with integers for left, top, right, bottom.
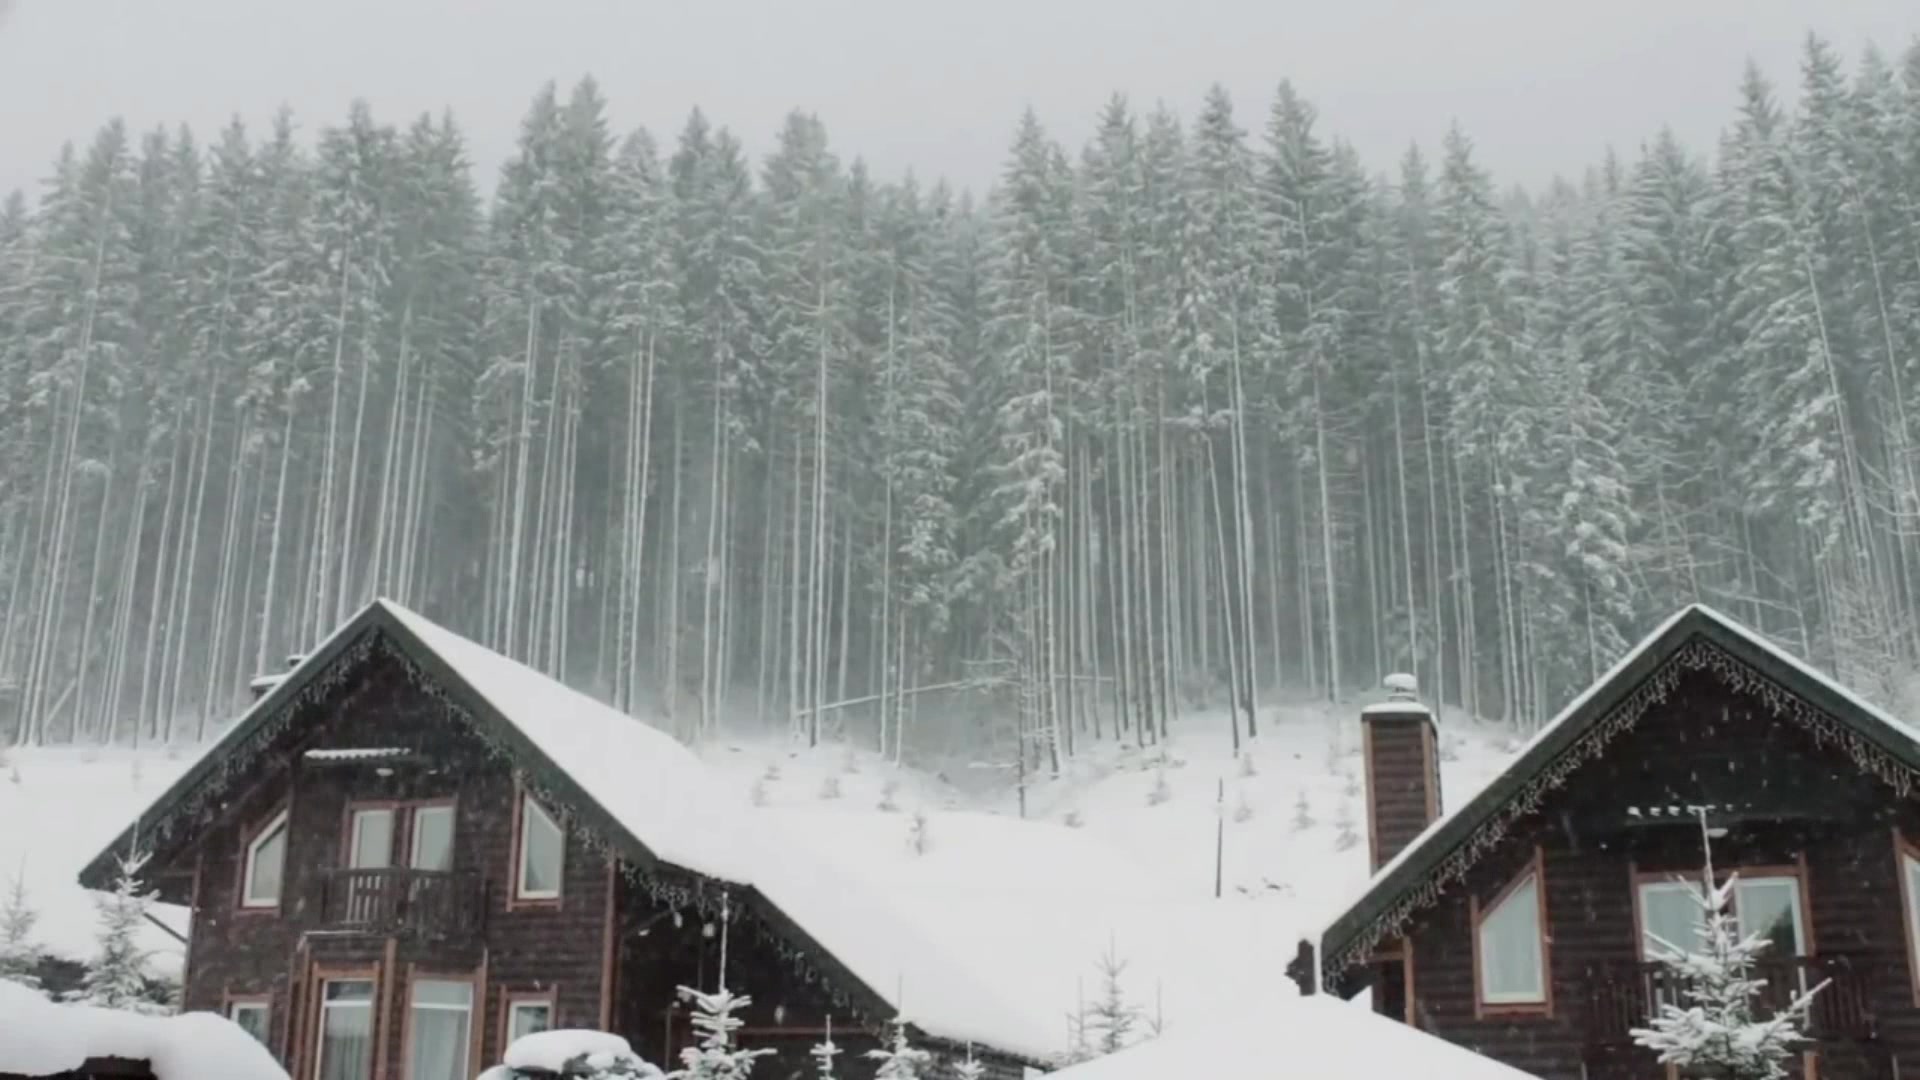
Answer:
[[1630, 814, 1827, 1080], [671, 983, 773, 1080], [952, 1044, 985, 1080], [0, 871, 41, 988], [866, 1015, 933, 1080], [71, 850, 167, 1014], [1085, 938, 1140, 1055]]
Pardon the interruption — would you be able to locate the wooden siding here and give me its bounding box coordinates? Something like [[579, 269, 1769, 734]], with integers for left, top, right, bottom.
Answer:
[[1390, 665, 1920, 1080]]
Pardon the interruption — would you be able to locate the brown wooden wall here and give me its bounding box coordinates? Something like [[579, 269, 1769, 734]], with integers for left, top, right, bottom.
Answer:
[[1388, 666, 1920, 1080], [175, 653, 617, 1080]]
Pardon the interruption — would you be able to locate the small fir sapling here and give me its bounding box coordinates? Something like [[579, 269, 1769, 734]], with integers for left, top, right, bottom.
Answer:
[[1291, 790, 1315, 831], [1334, 800, 1359, 851], [1061, 809, 1085, 828], [0, 872, 43, 989], [952, 1043, 985, 1080], [673, 898, 773, 1080], [1232, 787, 1253, 823], [841, 747, 860, 774], [809, 1018, 840, 1080], [907, 810, 930, 855], [878, 779, 900, 812], [1086, 937, 1141, 1055], [1342, 769, 1360, 798], [762, 762, 782, 782], [71, 849, 168, 1014], [866, 1016, 934, 1080], [1630, 811, 1828, 1080], [817, 774, 842, 800], [1237, 751, 1257, 778], [749, 777, 769, 807]]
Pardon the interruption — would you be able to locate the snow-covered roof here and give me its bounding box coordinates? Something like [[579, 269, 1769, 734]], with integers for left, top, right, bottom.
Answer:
[[1359, 700, 1433, 717], [0, 979, 288, 1080], [1045, 995, 1541, 1080], [1313, 603, 1920, 984]]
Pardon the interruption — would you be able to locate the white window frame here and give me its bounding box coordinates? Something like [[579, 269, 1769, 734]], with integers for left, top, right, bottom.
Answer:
[[1474, 856, 1549, 1011], [515, 797, 563, 901], [348, 807, 396, 869], [1635, 873, 1808, 960], [313, 978, 376, 1080], [405, 978, 474, 1080], [228, 1000, 270, 1045], [1902, 846, 1920, 1003], [1636, 879, 1708, 960], [506, 998, 554, 1044], [1731, 875, 1807, 957], [409, 805, 456, 871], [242, 809, 289, 908]]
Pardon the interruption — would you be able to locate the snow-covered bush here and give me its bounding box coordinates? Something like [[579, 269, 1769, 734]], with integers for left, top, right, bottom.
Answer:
[[1231, 788, 1253, 823], [907, 810, 930, 855], [1085, 940, 1141, 1055], [1630, 816, 1827, 1080], [1236, 752, 1256, 778], [877, 780, 900, 813], [1061, 809, 1084, 828], [1333, 801, 1359, 852], [1291, 791, 1315, 831], [817, 775, 842, 800], [482, 1029, 663, 1080], [749, 778, 769, 807], [1145, 769, 1170, 806]]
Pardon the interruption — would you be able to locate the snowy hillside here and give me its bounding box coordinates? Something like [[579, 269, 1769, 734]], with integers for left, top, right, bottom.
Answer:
[[3, 698, 1518, 1044]]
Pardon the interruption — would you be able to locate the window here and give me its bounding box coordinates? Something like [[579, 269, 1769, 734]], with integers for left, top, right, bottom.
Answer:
[[410, 806, 455, 872], [1475, 867, 1547, 1008], [1636, 875, 1806, 961], [228, 1000, 270, 1045], [516, 797, 563, 900], [1902, 847, 1920, 1001], [349, 808, 395, 869], [315, 979, 375, 1080], [506, 999, 553, 1044], [243, 810, 289, 908], [406, 979, 473, 1080]]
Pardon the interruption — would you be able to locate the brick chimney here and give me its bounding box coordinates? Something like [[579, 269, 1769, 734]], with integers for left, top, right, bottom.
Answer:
[[1362, 673, 1441, 871]]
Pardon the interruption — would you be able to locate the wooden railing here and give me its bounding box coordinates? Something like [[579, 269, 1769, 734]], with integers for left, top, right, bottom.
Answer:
[[1585, 954, 1878, 1047], [317, 868, 484, 938]]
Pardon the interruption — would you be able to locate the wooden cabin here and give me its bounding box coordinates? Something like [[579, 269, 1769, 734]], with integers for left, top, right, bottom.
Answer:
[[77, 600, 1036, 1080], [1291, 604, 1920, 1079]]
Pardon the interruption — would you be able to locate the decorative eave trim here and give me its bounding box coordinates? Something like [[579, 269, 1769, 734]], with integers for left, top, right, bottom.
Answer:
[[1323, 634, 1920, 983]]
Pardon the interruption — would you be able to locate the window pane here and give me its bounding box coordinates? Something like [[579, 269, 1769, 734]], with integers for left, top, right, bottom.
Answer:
[[1478, 875, 1544, 1002], [410, 807, 455, 872], [247, 820, 286, 905], [519, 800, 562, 897], [229, 1004, 269, 1045], [407, 980, 472, 1080], [1736, 878, 1804, 959], [351, 809, 395, 869], [508, 1003, 552, 1043], [1640, 882, 1708, 960], [319, 981, 374, 1080]]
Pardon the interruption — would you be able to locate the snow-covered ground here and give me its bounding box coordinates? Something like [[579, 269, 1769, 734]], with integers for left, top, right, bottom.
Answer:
[[1, 693, 1520, 1051]]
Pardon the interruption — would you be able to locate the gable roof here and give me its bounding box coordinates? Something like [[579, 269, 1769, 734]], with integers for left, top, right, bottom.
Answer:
[[78, 599, 1054, 1059], [1314, 603, 1920, 986]]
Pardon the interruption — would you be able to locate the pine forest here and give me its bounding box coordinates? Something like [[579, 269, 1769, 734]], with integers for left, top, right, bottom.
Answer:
[[4, 36, 1920, 777]]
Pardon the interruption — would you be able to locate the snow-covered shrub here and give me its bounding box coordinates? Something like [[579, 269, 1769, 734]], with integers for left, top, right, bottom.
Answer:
[[0, 873, 42, 989], [877, 780, 900, 813], [762, 763, 782, 782], [485, 1029, 663, 1080], [1061, 809, 1084, 829], [1631, 816, 1827, 1079], [1232, 788, 1253, 823], [817, 775, 842, 800], [907, 811, 929, 855], [1291, 791, 1315, 831], [1236, 751, 1257, 778], [1342, 770, 1360, 798], [749, 778, 769, 807]]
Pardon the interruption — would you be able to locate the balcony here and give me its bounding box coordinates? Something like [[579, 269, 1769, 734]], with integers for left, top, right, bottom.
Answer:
[[1584, 954, 1879, 1048], [316, 868, 485, 939]]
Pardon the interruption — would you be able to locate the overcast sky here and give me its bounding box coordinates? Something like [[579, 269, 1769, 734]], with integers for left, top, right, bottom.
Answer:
[[2, 0, 1915, 204]]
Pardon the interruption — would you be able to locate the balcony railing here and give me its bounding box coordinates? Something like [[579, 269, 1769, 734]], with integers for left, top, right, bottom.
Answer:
[[317, 868, 485, 939], [1585, 954, 1878, 1047]]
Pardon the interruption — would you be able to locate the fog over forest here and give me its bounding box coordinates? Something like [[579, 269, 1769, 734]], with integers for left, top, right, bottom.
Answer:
[[3, 34, 1920, 776]]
